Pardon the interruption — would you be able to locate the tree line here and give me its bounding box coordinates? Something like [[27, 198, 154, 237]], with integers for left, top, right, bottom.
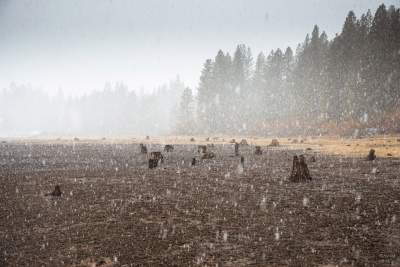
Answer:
[[0, 78, 185, 136], [177, 4, 400, 136]]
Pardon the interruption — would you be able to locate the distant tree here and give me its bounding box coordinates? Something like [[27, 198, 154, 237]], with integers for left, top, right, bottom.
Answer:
[[176, 87, 195, 134]]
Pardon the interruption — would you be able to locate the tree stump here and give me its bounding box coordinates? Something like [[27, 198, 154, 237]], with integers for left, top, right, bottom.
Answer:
[[148, 159, 158, 169], [140, 144, 147, 154], [46, 185, 62, 197], [289, 155, 312, 182], [164, 145, 174, 152], [198, 145, 207, 153], [201, 152, 215, 159], [240, 139, 248, 146], [255, 146, 262, 155], [150, 152, 164, 163], [367, 149, 376, 161], [190, 137, 195, 142], [240, 156, 245, 167], [191, 158, 196, 166], [234, 142, 239, 156], [269, 139, 280, 147]]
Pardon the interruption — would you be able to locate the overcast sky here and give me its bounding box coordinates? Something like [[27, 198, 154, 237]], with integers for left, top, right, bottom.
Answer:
[[0, 0, 398, 95]]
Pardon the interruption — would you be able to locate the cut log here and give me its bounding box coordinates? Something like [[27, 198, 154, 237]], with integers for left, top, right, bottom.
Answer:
[[289, 155, 312, 182], [367, 149, 376, 161], [255, 146, 262, 155]]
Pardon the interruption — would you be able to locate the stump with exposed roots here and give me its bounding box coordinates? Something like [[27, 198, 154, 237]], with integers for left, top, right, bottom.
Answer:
[[255, 146, 262, 155], [367, 149, 376, 161], [289, 155, 312, 182]]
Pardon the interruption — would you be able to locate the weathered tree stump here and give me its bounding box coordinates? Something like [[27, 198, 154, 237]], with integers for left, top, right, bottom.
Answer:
[[234, 142, 239, 156], [190, 137, 195, 142], [367, 149, 376, 161], [73, 137, 80, 142], [289, 155, 312, 182], [240, 156, 245, 167], [201, 152, 215, 159], [140, 144, 147, 154], [205, 137, 210, 141], [150, 151, 164, 163], [191, 158, 196, 166], [240, 139, 248, 146], [255, 146, 262, 155], [164, 145, 174, 152], [309, 155, 316, 162], [292, 139, 298, 144], [269, 139, 280, 147], [230, 139, 236, 144], [45, 185, 62, 197], [146, 135, 150, 140], [198, 145, 207, 153], [148, 159, 158, 169]]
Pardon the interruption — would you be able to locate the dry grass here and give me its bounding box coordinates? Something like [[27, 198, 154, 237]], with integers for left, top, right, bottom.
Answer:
[[3, 134, 400, 158]]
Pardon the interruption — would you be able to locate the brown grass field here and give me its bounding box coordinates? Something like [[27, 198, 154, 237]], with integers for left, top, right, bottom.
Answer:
[[0, 136, 399, 266]]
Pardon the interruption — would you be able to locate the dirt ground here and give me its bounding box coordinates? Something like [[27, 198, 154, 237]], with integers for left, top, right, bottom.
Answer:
[[0, 138, 399, 266]]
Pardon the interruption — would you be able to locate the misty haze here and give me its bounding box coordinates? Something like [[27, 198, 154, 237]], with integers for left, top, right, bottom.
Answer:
[[1, 0, 400, 266]]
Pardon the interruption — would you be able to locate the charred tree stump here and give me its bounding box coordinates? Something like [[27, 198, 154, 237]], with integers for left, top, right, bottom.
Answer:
[[289, 155, 312, 182], [140, 144, 147, 154], [255, 146, 262, 155], [45, 185, 62, 197], [234, 142, 239, 156], [367, 149, 376, 161]]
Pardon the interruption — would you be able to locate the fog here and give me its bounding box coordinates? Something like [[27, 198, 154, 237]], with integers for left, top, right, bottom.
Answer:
[[0, 0, 398, 137]]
